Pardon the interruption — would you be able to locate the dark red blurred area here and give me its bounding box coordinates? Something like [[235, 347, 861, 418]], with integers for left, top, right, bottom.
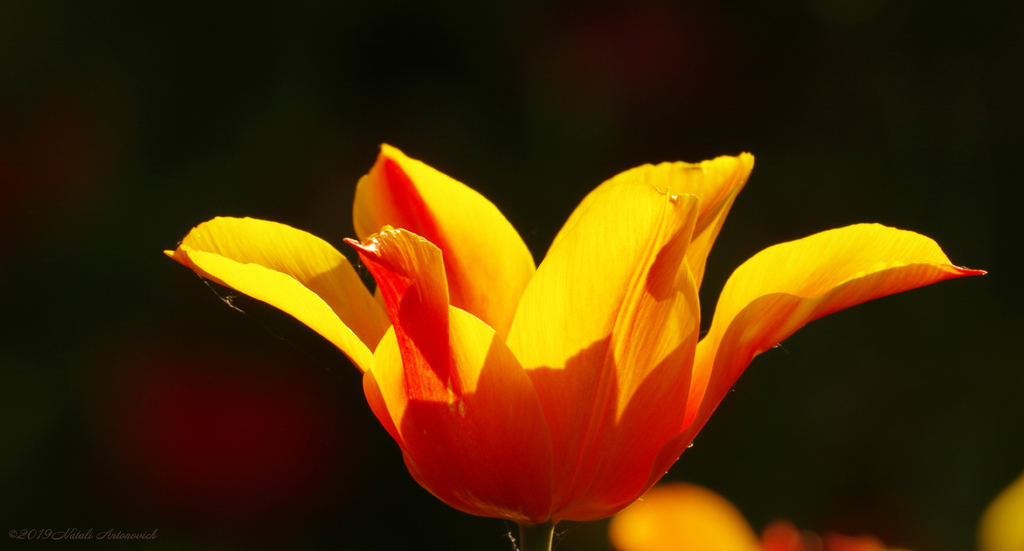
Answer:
[[522, 1, 746, 114], [0, 95, 114, 253], [92, 339, 353, 538], [822, 533, 888, 551]]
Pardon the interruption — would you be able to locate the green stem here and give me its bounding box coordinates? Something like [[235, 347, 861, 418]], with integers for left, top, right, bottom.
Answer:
[[517, 521, 556, 551]]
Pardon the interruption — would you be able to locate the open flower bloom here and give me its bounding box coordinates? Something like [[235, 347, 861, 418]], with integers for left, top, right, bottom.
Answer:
[[979, 468, 1024, 551], [167, 145, 982, 524], [609, 483, 908, 551]]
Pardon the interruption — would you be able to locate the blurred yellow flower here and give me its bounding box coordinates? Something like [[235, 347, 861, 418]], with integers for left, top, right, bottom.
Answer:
[[613, 467, 1024, 551], [979, 469, 1024, 551], [609, 483, 907, 551], [609, 483, 762, 551]]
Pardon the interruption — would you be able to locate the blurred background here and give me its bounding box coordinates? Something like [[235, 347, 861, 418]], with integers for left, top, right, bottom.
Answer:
[[0, 0, 1020, 549]]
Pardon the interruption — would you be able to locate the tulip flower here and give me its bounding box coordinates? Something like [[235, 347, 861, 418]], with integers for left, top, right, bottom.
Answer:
[[167, 145, 981, 549], [609, 483, 908, 551]]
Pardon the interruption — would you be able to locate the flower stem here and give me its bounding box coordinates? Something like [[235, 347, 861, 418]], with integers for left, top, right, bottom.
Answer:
[[517, 521, 556, 551]]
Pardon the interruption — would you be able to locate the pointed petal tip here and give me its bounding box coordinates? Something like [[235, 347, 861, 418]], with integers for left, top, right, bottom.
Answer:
[[346, 226, 413, 253], [344, 225, 404, 257], [738, 152, 754, 175], [343, 236, 374, 254], [376, 143, 411, 167], [165, 245, 196, 268], [952, 265, 986, 276]]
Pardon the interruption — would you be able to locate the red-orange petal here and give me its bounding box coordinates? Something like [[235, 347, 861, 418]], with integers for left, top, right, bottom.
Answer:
[[351, 228, 554, 523], [352, 145, 535, 338], [348, 226, 451, 395]]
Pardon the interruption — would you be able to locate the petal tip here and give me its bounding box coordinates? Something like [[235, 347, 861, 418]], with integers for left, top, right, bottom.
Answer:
[[379, 143, 405, 161], [343, 236, 375, 254], [954, 266, 987, 276], [165, 246, 194, 268], [345, 225, 401, 256]]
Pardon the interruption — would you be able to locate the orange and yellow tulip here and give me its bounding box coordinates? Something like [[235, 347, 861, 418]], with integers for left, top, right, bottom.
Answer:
[[610, 483, 907, 551], [167, 145, 981, 526]]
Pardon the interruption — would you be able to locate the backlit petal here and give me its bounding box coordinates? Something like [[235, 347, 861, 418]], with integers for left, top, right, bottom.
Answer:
[[348, 226, 451, 391], [609, 483, 761, 551], [979, 469, 1024, 551], [550, 154, 753, 289], [508, 175, 701, 520], [352, 144, 535, 338], [685, 224, 984, 448], [352, 228, 553, 523], [166, 217, 389, 372]]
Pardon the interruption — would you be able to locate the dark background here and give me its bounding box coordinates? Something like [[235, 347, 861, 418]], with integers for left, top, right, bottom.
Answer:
[[1, 1, 1020, 549]]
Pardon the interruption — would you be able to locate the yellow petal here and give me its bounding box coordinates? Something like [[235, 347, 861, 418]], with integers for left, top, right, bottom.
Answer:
[[508, 175, 702, 520], [166, 217, 389, 372], [354, 228, 553, 523], [550, 154, 754, 289], [352, 144, 535, 338], [979, 469, 1024, 551], [686, 223, 984, 438], [609, 483, 761, 551]]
